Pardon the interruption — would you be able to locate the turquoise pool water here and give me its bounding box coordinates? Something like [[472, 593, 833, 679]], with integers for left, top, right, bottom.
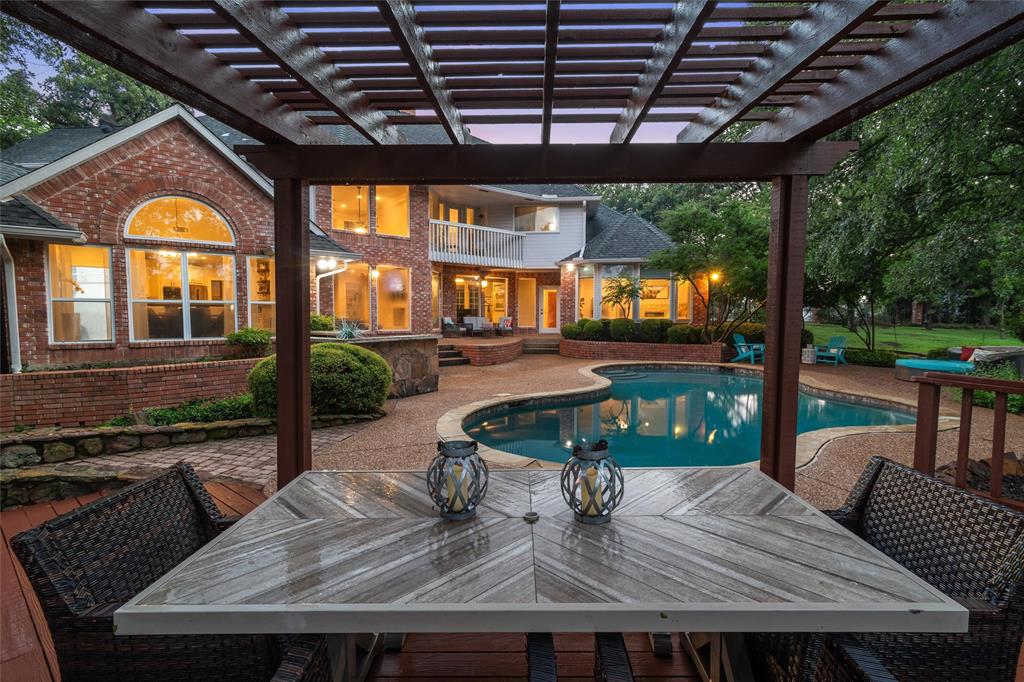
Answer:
[[464, 368, 914, 467]]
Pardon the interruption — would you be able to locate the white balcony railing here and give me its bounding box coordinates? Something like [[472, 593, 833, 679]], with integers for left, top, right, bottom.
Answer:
[[428, 219, 525, 269]]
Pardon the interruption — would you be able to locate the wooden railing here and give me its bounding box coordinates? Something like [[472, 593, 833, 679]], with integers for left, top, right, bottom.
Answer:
[[912, 371, 1024, 507], [428, 219, 525, 269]]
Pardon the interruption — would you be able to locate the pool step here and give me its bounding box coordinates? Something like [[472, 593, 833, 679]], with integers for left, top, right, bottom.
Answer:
[[602, 370, 648, 381]]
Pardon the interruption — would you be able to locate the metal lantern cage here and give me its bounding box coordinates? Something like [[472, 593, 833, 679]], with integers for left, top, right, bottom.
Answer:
[[560, 439, 625, 524], [427, 440, 490, 520]]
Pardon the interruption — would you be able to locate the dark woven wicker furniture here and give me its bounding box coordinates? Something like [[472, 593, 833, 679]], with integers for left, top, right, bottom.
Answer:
[[10, 463, 330, 682], [525, 632, 635, 681], [748, 456, 1023, 682]]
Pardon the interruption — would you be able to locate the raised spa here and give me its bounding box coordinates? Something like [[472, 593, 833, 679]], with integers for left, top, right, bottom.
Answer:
[[464, 368, 914, 467]]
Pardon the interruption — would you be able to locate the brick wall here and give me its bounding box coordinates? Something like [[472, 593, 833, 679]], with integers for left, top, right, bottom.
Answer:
[[451, 339, 524, 366], [438, 265, 559, 332], [559, 339, 724, 362], [0, 358, 259, 429]]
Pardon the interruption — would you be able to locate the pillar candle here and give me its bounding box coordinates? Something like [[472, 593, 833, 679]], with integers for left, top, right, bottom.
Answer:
[[446, 462, 470, 512], [579, 465, 603, 516]]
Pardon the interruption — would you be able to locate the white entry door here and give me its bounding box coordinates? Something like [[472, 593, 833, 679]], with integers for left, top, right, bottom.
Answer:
[[539, 286, 560, 333]]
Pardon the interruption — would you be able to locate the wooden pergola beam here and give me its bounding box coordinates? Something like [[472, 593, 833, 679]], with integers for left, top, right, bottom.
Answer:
[[210, 0, 402, 145], [236, 141, 857, 184], [745, 0, 1024, 143], [540, 0, 561, 145], [3, 0, 334, 146], [376, 0, 469, 144], [676, 0, 885, 144], [610, 0, 715, 144]]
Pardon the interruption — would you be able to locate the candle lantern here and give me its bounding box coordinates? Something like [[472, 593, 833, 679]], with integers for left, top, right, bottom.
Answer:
[[560, 439, 624, 524], [427, 440, 489, 520]]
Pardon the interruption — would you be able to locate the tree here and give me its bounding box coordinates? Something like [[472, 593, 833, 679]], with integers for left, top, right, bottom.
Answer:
[[600, 276, 643, 318], [648, 197, 769, 342], [0, 70, 47, 147], [0, 15, 65, 72]]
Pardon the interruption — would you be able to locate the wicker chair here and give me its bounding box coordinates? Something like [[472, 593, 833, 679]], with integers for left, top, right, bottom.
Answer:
[[525, 632, 635, 681], [11, 463, 330, 682], [749, 456, 1024, 682]]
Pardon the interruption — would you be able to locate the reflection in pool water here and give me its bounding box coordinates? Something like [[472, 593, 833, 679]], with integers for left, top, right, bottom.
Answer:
[[464, 369, 914, 467]]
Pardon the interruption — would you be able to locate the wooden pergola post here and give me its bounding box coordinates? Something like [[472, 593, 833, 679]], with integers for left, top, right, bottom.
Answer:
[[274, 177, 312, 488], [760, 175, 809, 490]]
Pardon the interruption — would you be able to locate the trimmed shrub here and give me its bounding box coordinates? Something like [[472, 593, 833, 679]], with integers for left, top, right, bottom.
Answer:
[[577, 317, 592, 328], [579, 320, 605, 341], [609, 318, 636, 342], [961, 361, 1023, 414], [926, 347, 952, 360], [249, 343, 392, 417], [145, 394, 254, 426], [800, 328, 814, 347], [844, 348, 897, 367], [310, 313, 335, 331], [561, 322, 581, 339], [1007, 315, 1024, 343], [667, 324, 703, 344], [226, 326, 272, 357], [637, 318, 667, 343]]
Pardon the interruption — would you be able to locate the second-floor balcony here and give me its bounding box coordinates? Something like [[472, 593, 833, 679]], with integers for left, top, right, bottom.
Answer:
[[429, 219, 525, 269]]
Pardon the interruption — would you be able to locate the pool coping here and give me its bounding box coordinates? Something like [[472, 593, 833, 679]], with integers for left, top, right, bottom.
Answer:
[[435, 361, 960, 470]]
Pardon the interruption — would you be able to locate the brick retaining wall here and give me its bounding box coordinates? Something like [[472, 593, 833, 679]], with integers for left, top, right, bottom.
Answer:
[[559, 339, 724, 362], [452, 339, 524, 366], [1, 358, 259, 429]]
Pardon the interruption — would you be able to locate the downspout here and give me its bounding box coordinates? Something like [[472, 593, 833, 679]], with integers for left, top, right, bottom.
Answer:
[[0, 235, 22, 373], [314, 261, 350, 315]]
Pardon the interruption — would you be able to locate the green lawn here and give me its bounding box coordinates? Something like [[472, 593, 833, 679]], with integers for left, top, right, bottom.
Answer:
[[804, 323, 1022, 356]]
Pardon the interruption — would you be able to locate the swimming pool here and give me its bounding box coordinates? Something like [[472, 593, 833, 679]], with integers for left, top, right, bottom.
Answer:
[[463, 367, 914, 467]]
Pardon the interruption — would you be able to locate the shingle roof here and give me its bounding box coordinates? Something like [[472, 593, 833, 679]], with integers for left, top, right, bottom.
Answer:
[[486, 184, 597, 199], [0, 194, 85, 240], [0, 160, 28, 184], [309, 231, 361, 259], [1, 126, 118, 166], [566, 204, 673, 261]]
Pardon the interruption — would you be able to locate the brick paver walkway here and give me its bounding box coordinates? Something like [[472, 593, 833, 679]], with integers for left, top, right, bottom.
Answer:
[[64, 425, 362, 491]]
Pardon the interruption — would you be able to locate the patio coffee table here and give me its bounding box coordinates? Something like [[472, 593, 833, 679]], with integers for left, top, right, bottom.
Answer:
[[116, 468, 967, 681]]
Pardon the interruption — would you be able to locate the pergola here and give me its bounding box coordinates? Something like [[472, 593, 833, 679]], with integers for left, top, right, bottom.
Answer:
[[8, 0, 1022, 490]]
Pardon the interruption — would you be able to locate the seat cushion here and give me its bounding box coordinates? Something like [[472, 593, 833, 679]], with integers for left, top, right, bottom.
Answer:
[[894, 358, 974, 373]]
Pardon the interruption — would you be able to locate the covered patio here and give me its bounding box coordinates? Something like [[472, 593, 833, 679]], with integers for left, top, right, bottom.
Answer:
[[3, 1, 1023, 680]]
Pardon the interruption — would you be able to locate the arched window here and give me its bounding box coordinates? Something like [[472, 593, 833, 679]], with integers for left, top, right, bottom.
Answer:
[[126, 196, 234, 245]]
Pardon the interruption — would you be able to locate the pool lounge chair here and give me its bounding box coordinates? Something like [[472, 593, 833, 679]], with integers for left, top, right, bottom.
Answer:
[[816, 336, 848, 365], [894, 357, 974, 381], [731, 333, 764, 364]]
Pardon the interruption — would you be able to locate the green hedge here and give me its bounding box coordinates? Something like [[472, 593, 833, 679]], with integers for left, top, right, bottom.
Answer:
[[609, 318, 635, 342], [667, 324, 703, 344], [249, 343, 392, 417], [926, 347, 952, 359], [560, 322, 581, 339], [145, 394, 255, 426], [310, 313, 335, 331], [226, 327, 272, 357], [843, 348, 898, 367], [961, 361, 1024, 414], [579, 320, 606, 341]]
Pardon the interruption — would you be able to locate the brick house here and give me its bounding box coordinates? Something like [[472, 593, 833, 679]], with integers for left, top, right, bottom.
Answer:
[[1, 106, 707, 373]]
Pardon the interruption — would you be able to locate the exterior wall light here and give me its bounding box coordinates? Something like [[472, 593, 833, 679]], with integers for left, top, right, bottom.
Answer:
[[480, 279, 488, 288], [317, 258, 338, 271], [566, 263, 575, 272], [710, 271, 722, 283], [371, 268, 380, 279]]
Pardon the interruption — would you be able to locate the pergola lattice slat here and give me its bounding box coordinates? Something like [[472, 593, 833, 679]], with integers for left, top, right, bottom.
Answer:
[[210, 0, 403, 145], [540, 0, 560, 145], [676, 0, 887, 144], [377, 0, 469, 144], [5, 0, 335, 145], [610, 0, 715, 144], [745, 0, 1024, 143]]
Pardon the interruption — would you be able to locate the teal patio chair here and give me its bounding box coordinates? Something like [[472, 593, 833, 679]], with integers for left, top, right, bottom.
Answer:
[[731, 333, 765, 364], [816, 336, 848, 365]]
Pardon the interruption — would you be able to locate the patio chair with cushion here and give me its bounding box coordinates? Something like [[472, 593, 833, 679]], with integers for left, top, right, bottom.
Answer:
[[748, 456, 1024, 682], [816, 335, 848, 365], [10, 463, 330, 682], [730, 333, 764, 364], [526, 632, 635, 681], [442, 316, 467, 337]]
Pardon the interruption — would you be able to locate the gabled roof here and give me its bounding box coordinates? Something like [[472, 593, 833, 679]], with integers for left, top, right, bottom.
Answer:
[[0, 195, 86, 242], [562, 204, 673, 263], [2, 126, 119, 167], [0, 161, 28, 184]]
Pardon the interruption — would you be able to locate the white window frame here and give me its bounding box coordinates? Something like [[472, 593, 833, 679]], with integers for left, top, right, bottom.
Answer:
[[375, 264, 412, 332], [124, 196, 236, 247], [126, 247, 238, 342], [513, 204, 560, 233], [373, 185, 412, 239], [247, 255, 276, 333], [45, 244, 115, 344]]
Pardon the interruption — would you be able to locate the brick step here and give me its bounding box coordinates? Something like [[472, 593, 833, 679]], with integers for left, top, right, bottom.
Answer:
[[439, 357, 471, 367], [437, 344, 454, 351], [523, 348, 560, 354], [438, 350, 463, 359]]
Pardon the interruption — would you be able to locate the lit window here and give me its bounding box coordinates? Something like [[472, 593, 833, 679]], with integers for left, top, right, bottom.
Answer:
[[332, 185, 369, 233], [577, 265, 594, 320], [517, 277, 536, 328], [600, 264, 635, 319], [676, 279, 692, 320], [639, 269, 671, 319], [48, 244, 113, 342], [376, 186, 410, 237], [247, 257, 275, 332], [431, 271, 441, 329], [376, 265, 410, 330], [128, 249, 236, 340], [334, 263, 370, 326], [483, 277, 508, 323], [514, 205, 558, 232], [126, 196, 233, 244]]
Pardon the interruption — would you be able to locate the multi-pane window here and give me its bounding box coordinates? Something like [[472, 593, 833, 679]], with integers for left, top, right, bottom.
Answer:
[[48, 244, 113, 342], [514, 205, 558, 232], [676, 279, 692, 320], [331, 185, 369, 233], [127, 249, 236, 340], [577, 265, 594, 320], [126, 196, 234, 244], [639, 268, 671, 319], [247, 256, 275, 332], [334, 263, 371, 326], [600, 264, 635, 319], [376, 186, 410, 237], [376, 265, 411, 330]]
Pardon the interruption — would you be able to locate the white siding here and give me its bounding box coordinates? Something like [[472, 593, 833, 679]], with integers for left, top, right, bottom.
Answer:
[[522, 203, 585, 269]]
